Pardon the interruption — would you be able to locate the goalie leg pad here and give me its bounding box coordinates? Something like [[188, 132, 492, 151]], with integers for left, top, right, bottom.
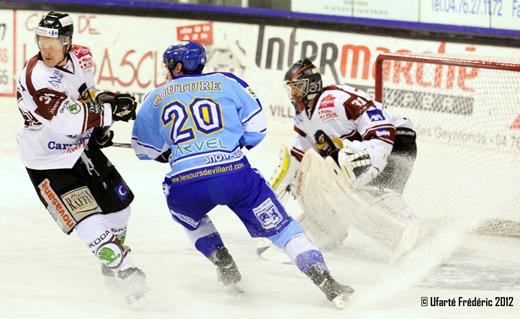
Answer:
[[293, 150, 351, 249], [323, 156, 422, 256]]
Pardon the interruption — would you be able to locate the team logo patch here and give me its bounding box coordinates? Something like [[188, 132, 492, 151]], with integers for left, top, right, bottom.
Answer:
[[96, 242, 123, 268], [375, 129, 391, 137], [366, 109, 385, 122], [48, 69, 64, 88], [62, 186, 101, 220], [38, 179, 75, 233], [318, 95, 335, 109], [318, 109, 338, 121], [114, 181, 130, 201], [36, 26, 59, 38], [66, 103, 81, 114], [253, 198, 283, 230]]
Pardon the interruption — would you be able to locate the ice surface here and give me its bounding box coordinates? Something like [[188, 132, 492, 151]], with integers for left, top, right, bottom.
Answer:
[[1, 100, 519, 319]]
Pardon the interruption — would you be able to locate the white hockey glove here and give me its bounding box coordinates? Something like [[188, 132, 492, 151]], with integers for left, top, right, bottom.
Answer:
[[337, 139, 389, 189], [269, 145, 299, 200]]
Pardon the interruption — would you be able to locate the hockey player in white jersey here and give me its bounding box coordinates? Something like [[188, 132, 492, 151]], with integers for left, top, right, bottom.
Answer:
[[132, 41, 353, 307], [270, 58, 418, 253], [16, 11, 145, 303]]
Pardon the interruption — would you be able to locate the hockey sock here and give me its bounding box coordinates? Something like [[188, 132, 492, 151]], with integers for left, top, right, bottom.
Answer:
[[75, 213, 133, 272], [285, 233, 328, 274], [104, 206, 131, 245], [185, 216, 225, 259], [268, 220, 328, 274]]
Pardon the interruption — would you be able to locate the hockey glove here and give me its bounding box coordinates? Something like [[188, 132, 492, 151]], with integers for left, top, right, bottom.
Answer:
[[96, 92, 137, 122], [155, 149, 171, 163], [90, 127, 114, 149]]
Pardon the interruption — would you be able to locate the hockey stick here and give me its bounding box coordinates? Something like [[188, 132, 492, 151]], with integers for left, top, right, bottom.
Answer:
[[112, 142, 132, 148], [256, 238, 292, 264]]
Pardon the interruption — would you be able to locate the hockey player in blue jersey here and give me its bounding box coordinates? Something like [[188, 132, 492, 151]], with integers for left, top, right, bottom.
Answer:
[[131, 40, 353, 307]]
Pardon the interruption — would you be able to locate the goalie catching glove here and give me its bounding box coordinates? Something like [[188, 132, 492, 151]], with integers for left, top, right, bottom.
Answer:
[[96, 92, 137, 122], [337, 139, 390, 189]]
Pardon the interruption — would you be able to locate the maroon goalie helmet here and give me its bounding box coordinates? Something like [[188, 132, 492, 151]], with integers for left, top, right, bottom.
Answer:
[[284, 59, 323, 115]]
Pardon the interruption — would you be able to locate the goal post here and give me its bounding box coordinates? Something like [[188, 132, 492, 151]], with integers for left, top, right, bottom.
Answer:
[[374, 52, 520, 237]]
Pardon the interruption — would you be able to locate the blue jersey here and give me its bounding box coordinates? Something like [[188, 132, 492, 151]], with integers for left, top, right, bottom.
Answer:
[[131, 72, 267, 184]]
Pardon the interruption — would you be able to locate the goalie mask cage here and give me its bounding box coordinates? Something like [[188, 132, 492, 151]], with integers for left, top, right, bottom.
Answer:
[[375, 53, 520, 237]]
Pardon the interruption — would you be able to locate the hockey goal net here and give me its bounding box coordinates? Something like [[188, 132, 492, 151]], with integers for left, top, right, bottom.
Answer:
[[375, 52, 520, 237]]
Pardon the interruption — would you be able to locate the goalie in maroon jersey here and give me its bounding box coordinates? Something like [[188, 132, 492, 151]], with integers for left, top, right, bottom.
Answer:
[[269, 58, 419, 252]]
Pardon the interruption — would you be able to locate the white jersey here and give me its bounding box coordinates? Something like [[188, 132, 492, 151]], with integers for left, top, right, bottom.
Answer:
[[16, 45, 112, 169], [290, 84, 414, 161]]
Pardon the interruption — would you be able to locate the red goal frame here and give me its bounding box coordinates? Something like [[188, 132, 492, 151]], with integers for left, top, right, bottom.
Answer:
[[374, 52, 520, 102]]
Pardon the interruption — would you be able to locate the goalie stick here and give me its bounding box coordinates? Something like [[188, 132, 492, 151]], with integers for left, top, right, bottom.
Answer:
[[256, 238, 292, 264]]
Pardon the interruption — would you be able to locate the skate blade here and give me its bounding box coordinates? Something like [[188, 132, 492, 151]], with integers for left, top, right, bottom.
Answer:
[[331, 291, 353, 309], [126, 293, 147, 310], [225, 282, 246, 295]]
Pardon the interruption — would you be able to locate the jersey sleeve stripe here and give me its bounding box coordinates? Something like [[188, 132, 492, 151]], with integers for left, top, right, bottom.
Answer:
[[81, 105, 88, 133], [362, 124, 396, 145], [24, 55, 40, 96], [242, 107, 263, 124], [293, 125, 307, 137], [340, 130, 360, 140], [219, 72, 250, 89], [291, 147, 305, 161], [131, 137, 163, 152]]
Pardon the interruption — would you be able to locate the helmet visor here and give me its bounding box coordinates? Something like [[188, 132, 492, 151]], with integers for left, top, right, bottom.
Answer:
[[284, 78, 309, 101]]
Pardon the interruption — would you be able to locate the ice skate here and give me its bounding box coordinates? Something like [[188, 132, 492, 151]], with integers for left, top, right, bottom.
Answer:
[[116, 267, 147, 306], [100, 245, 132, 278], [101, 263, 115, 277], [212, 247, 244, 293], [306, 265, 354, 308]]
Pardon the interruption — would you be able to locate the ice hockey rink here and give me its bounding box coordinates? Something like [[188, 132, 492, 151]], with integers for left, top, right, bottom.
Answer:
[[1, 99, 519, 319]]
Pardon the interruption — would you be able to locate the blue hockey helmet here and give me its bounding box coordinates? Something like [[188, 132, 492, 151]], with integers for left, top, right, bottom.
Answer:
[[163, 40, 206, 75]]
